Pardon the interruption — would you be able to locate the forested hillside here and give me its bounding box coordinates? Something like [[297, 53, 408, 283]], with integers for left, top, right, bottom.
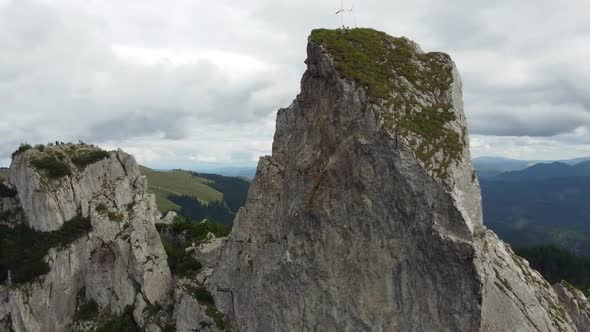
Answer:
[[140, 166, 250, 224], [481, 161, 590, 256], [517, 246, 590, 295]]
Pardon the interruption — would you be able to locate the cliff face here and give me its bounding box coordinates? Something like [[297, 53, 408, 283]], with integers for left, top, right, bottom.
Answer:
[[0, 145, 173, 332], [209, 29, 590, 331]]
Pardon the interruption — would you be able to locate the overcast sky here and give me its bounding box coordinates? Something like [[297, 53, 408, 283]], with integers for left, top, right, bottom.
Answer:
[[1, 0, 589, 168]]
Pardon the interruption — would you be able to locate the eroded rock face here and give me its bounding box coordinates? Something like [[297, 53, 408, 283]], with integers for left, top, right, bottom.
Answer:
[[209, 29, 585, 331], [0, 145, 172, 332], [553, 282, 590, 331], [173, 279, 223, 332]]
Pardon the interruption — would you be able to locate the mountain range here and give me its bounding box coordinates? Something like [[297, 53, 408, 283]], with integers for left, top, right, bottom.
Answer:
[[473, 156, 590, 178], [480, 160, 590, 256]]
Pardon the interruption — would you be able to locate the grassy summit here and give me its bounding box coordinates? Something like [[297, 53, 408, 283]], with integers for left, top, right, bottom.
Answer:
[[11, 143, 111, 180], [0, 216, 91, 284], [309, 28, 453, 98], [309, 28, 465, 177]]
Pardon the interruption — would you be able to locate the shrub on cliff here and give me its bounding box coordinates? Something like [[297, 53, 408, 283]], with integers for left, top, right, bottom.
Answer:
[[0, 216, 91, 284], [157, 216, 230, 276], [161, 239, 202, 276], [71, 150, 110, 169], [31, 156, 71, 178], [11, 143, 32, 158], [94, 306, 139, 332]]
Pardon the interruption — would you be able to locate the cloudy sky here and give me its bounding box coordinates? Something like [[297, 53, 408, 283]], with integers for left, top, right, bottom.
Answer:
[[1, 0, 589, 168]]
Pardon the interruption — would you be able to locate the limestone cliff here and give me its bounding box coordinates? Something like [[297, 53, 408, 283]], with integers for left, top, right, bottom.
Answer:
[[208, 28, 590, 331], [0, 144, 174, 332]]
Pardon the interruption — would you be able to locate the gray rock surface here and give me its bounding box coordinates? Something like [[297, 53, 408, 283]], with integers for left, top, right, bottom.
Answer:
[[173, 279, 222, 332], [158, 211, 178, 225], [209, 29, 585, 331], [0, 145, 173, 332], [0, 184, 23, 227], [553, 282, 590, 331]]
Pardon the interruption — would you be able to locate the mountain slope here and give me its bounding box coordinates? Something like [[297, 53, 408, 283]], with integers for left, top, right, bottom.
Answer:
[[493, 161, 590, 181], [481, 171, 590, 255], [473, 156, 590, 179], [139, 166, 250, 224], [139, 166, 222, 211], [473, 156, 534, 178], [193, 172, 250, 213]]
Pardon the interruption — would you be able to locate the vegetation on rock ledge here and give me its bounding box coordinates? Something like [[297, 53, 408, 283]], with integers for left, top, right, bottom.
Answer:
[[71, 149, 110, 169], [16, 143, 112, 179], [94, 306, 139, 332], [0, 216, 91, 284], [11, 143, 32, 158], [157, 216, 230, 276], [74, 288, 99, 321], [185, 283, 231, 331], [157, 216, 232, 330], [517, 245, 590, 295], [31, 155, 72, 178], [309, 28, 464, 177]]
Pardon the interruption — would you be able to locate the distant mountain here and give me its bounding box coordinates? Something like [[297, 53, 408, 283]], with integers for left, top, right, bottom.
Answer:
[[198, 166, 257, 179], [139, 166, 223, 210], [472, 157, 534, 178], [481, 175, 590, 255], [472, 156, 590, 179], [492, 161, 590, 181], [557, 156, 590, 165], [193, 172, 250, 213], [139, 166, 250, 224], [573, 160, 590, 172]]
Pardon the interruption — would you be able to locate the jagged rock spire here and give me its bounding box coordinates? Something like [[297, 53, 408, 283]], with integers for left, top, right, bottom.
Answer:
[[209, 29, 589, 331]]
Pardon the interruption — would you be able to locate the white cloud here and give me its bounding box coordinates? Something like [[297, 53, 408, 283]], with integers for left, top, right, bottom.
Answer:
[[1, 0, 589, 168]]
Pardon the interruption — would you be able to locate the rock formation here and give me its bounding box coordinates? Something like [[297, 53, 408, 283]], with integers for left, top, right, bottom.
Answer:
[[208, 28, 590, 331], [0, 144, 173, 332]]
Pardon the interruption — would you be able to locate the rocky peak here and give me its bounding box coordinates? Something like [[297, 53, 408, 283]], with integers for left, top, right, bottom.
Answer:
[[8, 143, 141, 231], [1, 143, 174, 331], [307, 28, 482, 234], [208, 28, 589, 331]]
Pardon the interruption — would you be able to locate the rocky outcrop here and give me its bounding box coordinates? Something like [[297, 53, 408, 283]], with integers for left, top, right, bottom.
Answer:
[[553, 282, 590, 331], [0, 182, 23, 227], [209, 28, 586, 331], [0, 144, 173, 332], [173, 279, 226, 332]]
